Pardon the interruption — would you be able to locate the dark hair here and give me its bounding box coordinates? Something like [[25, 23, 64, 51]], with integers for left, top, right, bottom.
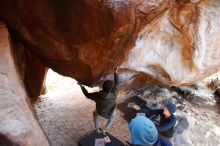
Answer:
[[0, 133, 19, 146], [165, 101, 177, 114], [102, 80, 113, 92]]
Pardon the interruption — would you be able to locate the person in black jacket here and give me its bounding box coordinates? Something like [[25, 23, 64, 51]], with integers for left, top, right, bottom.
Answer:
[[131, 101, 177, 139], [80, 68, 119, 131]]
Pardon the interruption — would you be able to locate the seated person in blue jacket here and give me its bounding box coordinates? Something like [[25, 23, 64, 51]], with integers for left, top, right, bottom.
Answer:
[[128, 116, 172, 146], [105, 116, 172, 146], [130, 101, 177, 139]]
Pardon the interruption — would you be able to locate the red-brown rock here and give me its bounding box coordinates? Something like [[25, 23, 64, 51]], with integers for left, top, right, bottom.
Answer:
[[1, 0, 220, 89], [11, 40, 48, 99], [0, 0, 171, 85]]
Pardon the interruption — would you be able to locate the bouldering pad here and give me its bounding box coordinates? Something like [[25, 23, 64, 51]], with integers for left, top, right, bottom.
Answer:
[[78, 131, 125, 146]]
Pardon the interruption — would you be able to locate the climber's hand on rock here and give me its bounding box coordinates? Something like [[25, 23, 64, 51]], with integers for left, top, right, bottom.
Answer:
[[78, 81, 83, 86], [114, 67, 118, 73]]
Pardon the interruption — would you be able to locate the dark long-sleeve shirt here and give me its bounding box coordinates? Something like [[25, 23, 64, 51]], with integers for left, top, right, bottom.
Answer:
[[138, 106, 176, 138], [80, 73, 119, 119]]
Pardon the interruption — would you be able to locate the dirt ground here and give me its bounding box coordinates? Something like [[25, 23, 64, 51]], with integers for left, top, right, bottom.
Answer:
[[33, 70, 220, 146], [33, 70, 131, 146]]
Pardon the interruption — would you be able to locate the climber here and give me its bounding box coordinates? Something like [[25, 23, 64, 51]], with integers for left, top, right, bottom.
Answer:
[[130, 101, 177, 140], [79, 68, 119, 132]]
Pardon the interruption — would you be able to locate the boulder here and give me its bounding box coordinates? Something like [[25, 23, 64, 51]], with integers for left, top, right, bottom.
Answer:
[[1, 0, 220, 88], [122, 0, 220, 85], [0, 0, 171, 85], [0, 22, 49, 146], [11, 40, 48, 99]]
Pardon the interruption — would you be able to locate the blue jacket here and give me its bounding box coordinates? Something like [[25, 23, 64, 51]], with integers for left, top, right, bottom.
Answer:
[[105, 142, 112, 146], [104, 136, 172, 146], [154, 137, 172, 146], [129, 137, 172, 146], [105, 137, 172, 146]]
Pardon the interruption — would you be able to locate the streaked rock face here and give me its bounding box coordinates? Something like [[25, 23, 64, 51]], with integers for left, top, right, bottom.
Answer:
[[122, 0, 220, 86], [1, 0, 220, 145], [0, 0, 171, 86], [0, 0, 220, 90]]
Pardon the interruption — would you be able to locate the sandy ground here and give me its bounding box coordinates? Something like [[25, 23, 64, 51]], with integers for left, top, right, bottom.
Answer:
[[33, 70, 131, 146], [33, 70, 220, 146]]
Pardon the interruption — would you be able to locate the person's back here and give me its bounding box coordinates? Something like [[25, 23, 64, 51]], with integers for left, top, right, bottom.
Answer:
[[129, 137, 171, 146], [129, 116, 172, 146], [93, 76, 119, 118], [80, 69, 119, 130], [153, 137, 172, 146]]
